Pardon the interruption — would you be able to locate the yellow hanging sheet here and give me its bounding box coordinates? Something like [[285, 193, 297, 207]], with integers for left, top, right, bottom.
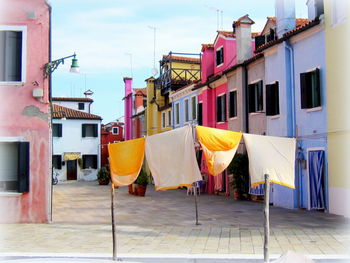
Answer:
[[108, 137, 145, 187], [196, 126, 242, 176]]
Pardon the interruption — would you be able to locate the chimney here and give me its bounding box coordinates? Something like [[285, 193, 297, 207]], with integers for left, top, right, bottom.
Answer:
[[123, 77, 133, 140], [84, 89, 94, 99], [233, 14, 255, 64], [275, 0, 296, 38], [306, 0, 324, 20]]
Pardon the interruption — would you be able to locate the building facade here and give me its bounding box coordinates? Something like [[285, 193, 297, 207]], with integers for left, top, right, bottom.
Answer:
[[0, 0, 51, 223], [52, 98, 102, 182]]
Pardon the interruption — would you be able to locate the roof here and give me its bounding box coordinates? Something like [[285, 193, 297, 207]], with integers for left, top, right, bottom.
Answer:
[[52, 97, 93, 102], [255, 17, 320, 53], [162, 55, 200, 64], [202, 43, 214, 49], [133, 88, 147, 96], [52, 104, 102, 120], [266, 17, 309, 27], [233, 14, 255, 26], [217, 30, 260, 39]]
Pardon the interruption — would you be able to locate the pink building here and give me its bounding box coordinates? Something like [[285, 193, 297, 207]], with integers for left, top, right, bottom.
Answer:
[[123, 77, 133, 140], [0, 0, 51, 222]]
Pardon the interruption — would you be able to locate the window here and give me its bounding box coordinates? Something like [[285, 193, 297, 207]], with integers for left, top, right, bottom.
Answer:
[[175, 103, 180, 125], [198, 103, 203, 125], [53, 124, 62, 137], [162, 112, 166, 128], [184, 99, 189, 122], [78, 103, 85, 110], [300, 69, 321, 109], [266, 81, 280, 116], [248, 80, 263, 113], [52, 155, 62, 170], [82, 124, 98, 137], [0, 27, 26, 82], [229, 90, 237, 118], [216, 94, 227, 123], [82, 155, 97, 169], [191, 96, 197, 120], [112, 127, 119, 135], [168, 110, 171, 127], [0, 142, 29, 193], [216, 46, 224, 66]]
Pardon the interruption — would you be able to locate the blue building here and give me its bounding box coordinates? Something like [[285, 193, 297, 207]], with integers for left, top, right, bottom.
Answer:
[[170, 83, 200, 129], [256, 1, 327, 210]]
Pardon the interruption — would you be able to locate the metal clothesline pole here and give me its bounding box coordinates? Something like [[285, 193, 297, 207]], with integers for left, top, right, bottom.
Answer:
[[264, 174, 270, 263], [191, 122, 200, 226], [111, 184, 117, 261]]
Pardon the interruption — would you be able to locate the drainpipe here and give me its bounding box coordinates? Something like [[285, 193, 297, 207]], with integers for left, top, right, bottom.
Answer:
[[285, 41, 296, 137], [243, 65, 249, 133], [285, 40, 298, 208]]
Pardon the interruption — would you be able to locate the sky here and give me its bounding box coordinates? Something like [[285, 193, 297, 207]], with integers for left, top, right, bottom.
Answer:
[[49, 0, 308, 123]]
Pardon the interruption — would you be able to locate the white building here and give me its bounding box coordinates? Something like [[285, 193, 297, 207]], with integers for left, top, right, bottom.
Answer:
[[52, 95, 102, 182]]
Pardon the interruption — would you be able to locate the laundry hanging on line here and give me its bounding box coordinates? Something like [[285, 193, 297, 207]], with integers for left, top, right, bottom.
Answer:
[[145, 126, 202, 190], [243, 133, 296, 189], [108, 137, 145, 187], [196, 126, 242, 176]]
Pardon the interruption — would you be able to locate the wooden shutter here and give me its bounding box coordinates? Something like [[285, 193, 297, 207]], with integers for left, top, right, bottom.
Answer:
[[248, 84, 255, 113], [257, 81, 263, 111], [93, 124, 98, 137], [58, 124, 62, 137], [313, 68, 321, 107], [223, 94, 227, 121], [216, 96, 222, 122], [82, 124, 86, 137], [93, 155, 98, 169], [18, 142, 30, 193], [198, 103, 203, 125], [300, 72, 309, 109], [274, 82, 279, 115], [266, 84, 273, 116]]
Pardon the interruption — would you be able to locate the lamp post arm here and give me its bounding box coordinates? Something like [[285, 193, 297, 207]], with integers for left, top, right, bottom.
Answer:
[[44, 53, 77, 77]]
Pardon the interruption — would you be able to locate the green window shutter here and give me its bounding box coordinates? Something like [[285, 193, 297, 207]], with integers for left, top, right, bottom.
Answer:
[[93, 124, 98, 137], [18, 142, 30, 193], [82, 124, 86, 137], [266, 84, 273, 116], [257, 81, 263, 111], [274, 82, 280, 115], [311, 68, 321, 108], [223, 94, 227, 121], [300, 72, 309, 109], [58, 124, 62, 137], [248, 84, 255, 113]]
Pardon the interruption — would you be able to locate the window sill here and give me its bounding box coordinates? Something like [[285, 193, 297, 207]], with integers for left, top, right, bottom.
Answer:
[[249, 112, 264, 116], [216, 121, 226, 124], [229, 116, 238, 120], [268, 115, 280, 119], [0, 81, 25, 86], [306, 106, 322, 113], [0, 192, 23, 196]]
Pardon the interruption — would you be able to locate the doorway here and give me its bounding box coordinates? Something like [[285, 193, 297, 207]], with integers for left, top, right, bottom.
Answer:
[[308, 150, 326, 210], [67, 160, 77, 180]]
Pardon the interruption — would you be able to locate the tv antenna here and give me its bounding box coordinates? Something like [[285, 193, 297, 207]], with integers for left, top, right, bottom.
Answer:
[[148, 25, 158, 76], [204, 5, 223, 30]]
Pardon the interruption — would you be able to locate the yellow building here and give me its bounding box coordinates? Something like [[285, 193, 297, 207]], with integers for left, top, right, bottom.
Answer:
[[324, 0, 350, 217], [146, 52, 201, 136]]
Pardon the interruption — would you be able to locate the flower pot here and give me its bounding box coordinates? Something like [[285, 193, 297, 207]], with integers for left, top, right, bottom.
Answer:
[[98, 179, 109, 185], [137, 185, 147, 196], [128, 184, 134, 194]]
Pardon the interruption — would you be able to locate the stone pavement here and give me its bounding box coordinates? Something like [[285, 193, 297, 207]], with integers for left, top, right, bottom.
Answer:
[[1, 181, 350, 261]]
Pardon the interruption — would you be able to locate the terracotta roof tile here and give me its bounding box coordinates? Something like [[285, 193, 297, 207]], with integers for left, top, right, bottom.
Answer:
[[217, 30, 235, 38], [255, 18, 320, 53], [202, 43, 214, 49], [162, 55, 200, 63], [266, 17, 309, 27], [133, 88, 147, 96], [52, 104, 102, 120], [52, 97, 93, 102]]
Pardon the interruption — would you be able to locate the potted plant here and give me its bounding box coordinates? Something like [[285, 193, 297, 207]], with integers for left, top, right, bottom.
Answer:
[[228, 153, 249, 200], [97, 167, 110, 185], [134, 169, 149, 196]]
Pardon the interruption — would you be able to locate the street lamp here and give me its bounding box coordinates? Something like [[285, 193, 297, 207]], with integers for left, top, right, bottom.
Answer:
[[44, 53, 80, 77]]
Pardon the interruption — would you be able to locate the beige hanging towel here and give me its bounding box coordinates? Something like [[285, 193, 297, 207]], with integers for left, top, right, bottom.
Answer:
[[108, 138, 145, 186], [145, 126, 202, 190], [243, 133, 296, 189], [196, 126, 242, 176]]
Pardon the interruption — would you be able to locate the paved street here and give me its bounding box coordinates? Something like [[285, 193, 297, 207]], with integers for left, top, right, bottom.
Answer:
[[1, 181, 350, 262]]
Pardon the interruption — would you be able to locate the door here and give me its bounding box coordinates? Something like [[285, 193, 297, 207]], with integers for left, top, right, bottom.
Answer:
[[67, 160, 77, 180], [308, 150, 326, 210]]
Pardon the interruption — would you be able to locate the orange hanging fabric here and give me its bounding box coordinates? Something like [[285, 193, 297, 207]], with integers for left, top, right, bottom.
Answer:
[[108, 137, 145, 186], [196, 126, 242, 176]]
